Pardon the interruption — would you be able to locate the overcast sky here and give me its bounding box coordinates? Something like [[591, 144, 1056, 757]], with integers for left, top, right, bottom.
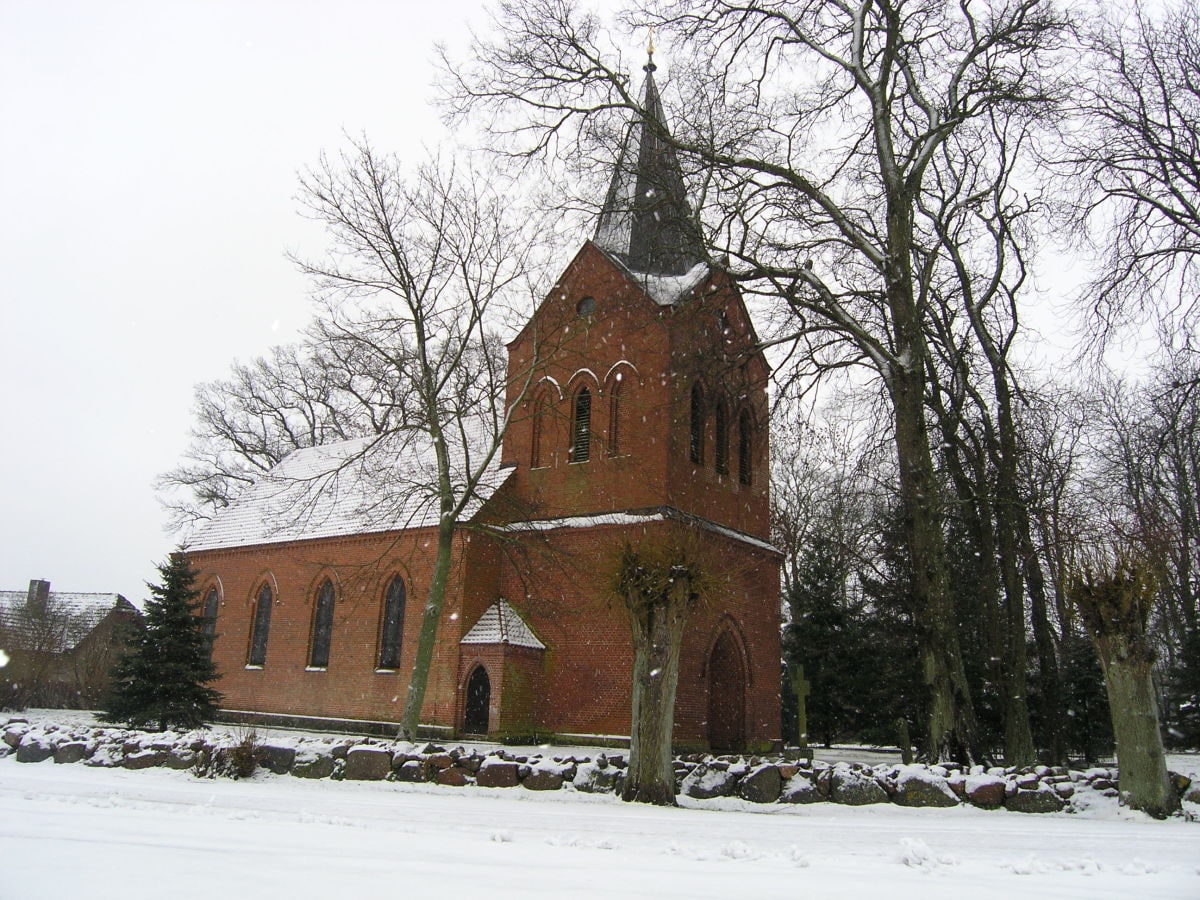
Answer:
[[0, 0, 550, 603], [0, 1, 1106, 607]]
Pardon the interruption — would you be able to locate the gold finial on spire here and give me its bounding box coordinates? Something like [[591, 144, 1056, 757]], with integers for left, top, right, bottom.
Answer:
[[645, 25, 657, 72], [648, 25, 656, 57]]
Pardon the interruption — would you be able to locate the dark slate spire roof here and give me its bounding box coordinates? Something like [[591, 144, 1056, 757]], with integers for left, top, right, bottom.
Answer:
[[594, 53, 706, 277]]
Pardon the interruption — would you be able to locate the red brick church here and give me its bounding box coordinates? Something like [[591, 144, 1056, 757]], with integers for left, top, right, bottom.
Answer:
[[188, 59, 782, 751]]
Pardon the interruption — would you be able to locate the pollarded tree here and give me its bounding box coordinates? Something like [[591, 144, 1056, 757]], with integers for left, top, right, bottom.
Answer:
[[448, 0, 1070, 763], [1071, 556, 1179, 818], [104, 553, 221, 731], [612, 533, 714, 805]]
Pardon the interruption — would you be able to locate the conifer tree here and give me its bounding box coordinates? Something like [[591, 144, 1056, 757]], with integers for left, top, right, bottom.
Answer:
[[104, 553, 221, 731]]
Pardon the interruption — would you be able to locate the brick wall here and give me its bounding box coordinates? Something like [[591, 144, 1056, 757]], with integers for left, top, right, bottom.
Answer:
[[190, 239, 782, 750]]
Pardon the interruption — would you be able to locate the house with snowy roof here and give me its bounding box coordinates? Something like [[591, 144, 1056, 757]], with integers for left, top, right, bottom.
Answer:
[[187, 55, 782, 751], [0, 579, 141, 708]]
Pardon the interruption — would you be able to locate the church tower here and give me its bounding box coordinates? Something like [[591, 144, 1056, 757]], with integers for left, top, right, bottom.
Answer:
[[502, 53, 771, 542], [488, 54, 781, 751]]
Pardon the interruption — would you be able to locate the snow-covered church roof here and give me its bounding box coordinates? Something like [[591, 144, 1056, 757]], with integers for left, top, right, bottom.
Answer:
[[460, 599, 545, 650], [188, 421, 514, 553]]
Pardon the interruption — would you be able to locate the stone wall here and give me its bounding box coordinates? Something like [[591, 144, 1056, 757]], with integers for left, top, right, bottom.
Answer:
[[6, 716, 1194, 814]]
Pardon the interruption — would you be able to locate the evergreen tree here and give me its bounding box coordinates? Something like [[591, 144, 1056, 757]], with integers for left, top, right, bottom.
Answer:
[[104, 553, 221, 731], [1050, 629, 1113, 764], [944, 517, 1004, 756], [1166, 627, 1200, 749], [783, 533, 861, 746], [857, 504, 927, 752]]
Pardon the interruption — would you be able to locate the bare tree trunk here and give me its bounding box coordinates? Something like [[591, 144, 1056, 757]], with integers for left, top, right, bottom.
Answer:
[[399, 519, 456, 742], [614, 540, 708, 805], [891, 350, 978, 764], [623, 590, 688, 806], [1074, 561, 1180, 818], [1021, 518, 1067, 765], [1098, 645, 1179, 818]]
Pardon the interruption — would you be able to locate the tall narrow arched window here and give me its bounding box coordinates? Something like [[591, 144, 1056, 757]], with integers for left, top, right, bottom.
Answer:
[[738, 409, 753, 485], [248, 583, 272, 666], [378, 576, 406, 669], [308, 579, 335, 669], [607, 376, 622, 457], [714, 399, 729, 475], [201, 587, 219, 644], [571, 386, 591, 462], [690, 382, 706, 464], [531, 389, 550, 468]]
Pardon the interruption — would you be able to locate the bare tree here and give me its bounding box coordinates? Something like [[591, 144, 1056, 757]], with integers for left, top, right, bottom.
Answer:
[[919, 110, 1055, 764], [1063, 0, 1200, 350], [448, 0, 1068, 763], [293, 141, 547, 741], [157, 342, 390, 530], [168, 140, 548, 738]]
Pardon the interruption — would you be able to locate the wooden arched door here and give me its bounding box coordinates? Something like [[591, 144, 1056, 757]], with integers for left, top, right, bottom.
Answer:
[[707, 630, 746, 752], [463, 666, 491, 735]]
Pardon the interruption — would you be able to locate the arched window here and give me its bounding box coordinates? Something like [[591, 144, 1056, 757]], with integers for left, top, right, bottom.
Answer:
[[201, 587, 219, 643], [714, 398, 729, 475], [571, 386, 591, 462], [378, 576, 406, 669], [531, 389, 550, 468], [738, 409, 753, 485], [690, 382, 706, 464], [607, 376, 623, 457], [248, 583, 272, 666], [308, 579, 335, 669]]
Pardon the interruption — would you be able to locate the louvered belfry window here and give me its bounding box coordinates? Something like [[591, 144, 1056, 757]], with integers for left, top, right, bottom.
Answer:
[[572, 386, 592, 462], [309, 579, 335, 668], [378, 576, 406, 669], [715, 399, 729, 475]]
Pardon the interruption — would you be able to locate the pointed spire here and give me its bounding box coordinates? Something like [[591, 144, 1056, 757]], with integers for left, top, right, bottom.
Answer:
[[593, 51, 706, 277]]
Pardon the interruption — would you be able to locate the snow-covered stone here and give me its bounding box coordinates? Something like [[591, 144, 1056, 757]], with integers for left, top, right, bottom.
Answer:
[[15, 733, 53, 763], [964, 773, 1007, 809], [1007, 783, 1066, 814], [477, 758, 521, 788], [893, 765, 959, 808], [829, 764, 888, 806], [681, 764, 738, 800], [343, 745, 391, 780], [779, 772, 824, 804], [737, 764, 782, 803]]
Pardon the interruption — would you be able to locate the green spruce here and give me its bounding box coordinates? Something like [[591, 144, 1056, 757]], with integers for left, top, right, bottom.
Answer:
[[104, 553, 221, 731]]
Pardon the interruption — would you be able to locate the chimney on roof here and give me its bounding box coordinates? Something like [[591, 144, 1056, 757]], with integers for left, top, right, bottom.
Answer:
[[27, 579, 50, 611]]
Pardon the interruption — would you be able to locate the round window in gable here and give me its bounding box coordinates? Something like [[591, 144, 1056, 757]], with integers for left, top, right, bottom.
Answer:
[[576, 296, 596, 317]]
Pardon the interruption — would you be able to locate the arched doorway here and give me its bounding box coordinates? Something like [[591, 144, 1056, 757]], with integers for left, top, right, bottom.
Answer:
[[463, 666, 490, 735], [708, 630, 746, 752]]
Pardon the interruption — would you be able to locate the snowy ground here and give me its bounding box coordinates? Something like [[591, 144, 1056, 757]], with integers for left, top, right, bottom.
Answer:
[[2, 715, 1198, 899]]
